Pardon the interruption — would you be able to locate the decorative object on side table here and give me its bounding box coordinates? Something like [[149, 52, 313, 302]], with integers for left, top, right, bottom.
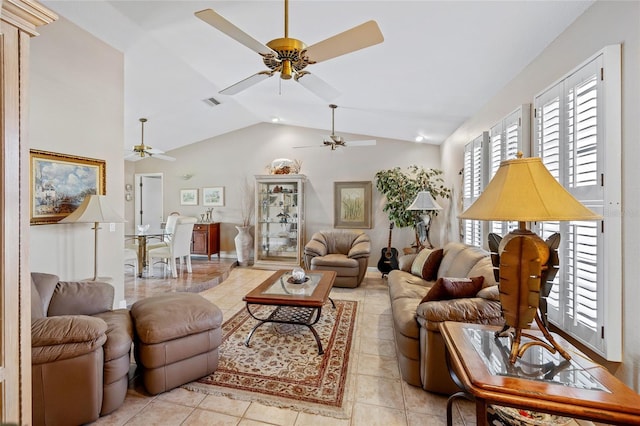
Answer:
[[375, 165, 450, 248], [407, 191, 442, 250], [59, 195, 125, 281], [30, 149, 106, 225], [459, 153, 601, 364]]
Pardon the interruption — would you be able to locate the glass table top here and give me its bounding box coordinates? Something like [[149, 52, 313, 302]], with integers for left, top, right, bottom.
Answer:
[[463, 327, 610, 392], [260, 271, 324, 297]]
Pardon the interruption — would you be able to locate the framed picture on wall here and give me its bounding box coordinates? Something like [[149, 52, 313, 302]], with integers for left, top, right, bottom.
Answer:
[[334, 181, 372, 229], [29, 149, 106, 225], [202, 186, 224, 206], [180, 188, 198, 205]]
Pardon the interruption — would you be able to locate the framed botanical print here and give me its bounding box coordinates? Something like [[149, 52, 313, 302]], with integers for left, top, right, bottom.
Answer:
[[180, 188, 198, 205], [334, 181, 372, 229], [202, 186, 224, 206], [30, 149, 106, 225]]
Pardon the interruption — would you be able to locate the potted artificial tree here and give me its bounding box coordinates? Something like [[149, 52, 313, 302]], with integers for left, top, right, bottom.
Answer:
[[375, 165, 451, 251]]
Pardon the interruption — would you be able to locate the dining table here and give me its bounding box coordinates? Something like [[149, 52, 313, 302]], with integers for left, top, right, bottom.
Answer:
[[125, 232, 165, 277]]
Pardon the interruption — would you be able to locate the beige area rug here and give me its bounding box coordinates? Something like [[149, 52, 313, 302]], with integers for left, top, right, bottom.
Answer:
[[184, 299, 357, 418]]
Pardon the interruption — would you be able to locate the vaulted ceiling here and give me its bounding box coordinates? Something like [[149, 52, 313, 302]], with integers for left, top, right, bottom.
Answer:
[[42, 0, 593, 155]]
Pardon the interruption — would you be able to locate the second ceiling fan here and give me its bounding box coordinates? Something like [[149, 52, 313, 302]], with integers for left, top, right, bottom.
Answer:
[[195, 0, 384, 101]]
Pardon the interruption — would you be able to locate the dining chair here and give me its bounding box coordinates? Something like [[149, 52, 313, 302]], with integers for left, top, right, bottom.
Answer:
[[147, 216, 197, 278], [146, 212, 180, 252], [123, 247, 138, 276]]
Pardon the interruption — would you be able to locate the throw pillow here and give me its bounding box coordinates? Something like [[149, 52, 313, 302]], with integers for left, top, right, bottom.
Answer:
[[421, 276, 485, 303], [410, 248, 444, 281]]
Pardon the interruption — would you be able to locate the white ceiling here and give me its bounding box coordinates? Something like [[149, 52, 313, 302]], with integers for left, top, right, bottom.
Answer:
[[42, 0, 593, 154]]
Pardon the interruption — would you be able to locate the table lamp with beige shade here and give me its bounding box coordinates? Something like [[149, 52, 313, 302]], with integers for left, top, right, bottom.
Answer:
[[59, 194, 126, 281], [459, 153, 602, 364], [406, 191, 442, 250]]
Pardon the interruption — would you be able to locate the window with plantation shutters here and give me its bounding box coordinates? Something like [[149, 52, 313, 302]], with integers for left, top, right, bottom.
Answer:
[[489, 105, 530, 236], [462, 133, 487, 247], [533, 45, 621, 361]]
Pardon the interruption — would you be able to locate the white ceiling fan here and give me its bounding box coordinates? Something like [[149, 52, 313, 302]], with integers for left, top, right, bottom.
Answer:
[[125, 118, 176, 162], [296, 104, 376, 150], [194, 0, 384, 101]]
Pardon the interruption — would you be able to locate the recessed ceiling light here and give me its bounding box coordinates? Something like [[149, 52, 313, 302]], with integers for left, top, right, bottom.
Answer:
[[415, 136, 424, 142], [271, 117, 281, 123]]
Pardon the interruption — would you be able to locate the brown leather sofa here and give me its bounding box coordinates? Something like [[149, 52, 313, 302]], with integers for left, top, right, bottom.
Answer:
[[303, 230, 371, 288], [388, 242, 504, 395], [31, 273, 133, 425]]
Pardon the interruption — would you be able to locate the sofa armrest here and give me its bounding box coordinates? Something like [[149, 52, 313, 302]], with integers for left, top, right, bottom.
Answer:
[[31, 315, 108, 364], [48, 281, 114, 316], [348, 234, 371, 259], [415, 297, 503, 330]]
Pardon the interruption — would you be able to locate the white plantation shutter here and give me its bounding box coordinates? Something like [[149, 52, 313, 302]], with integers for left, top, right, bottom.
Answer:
[[462, 133, 487, 247], [534, 46, 621, 360], [489, 106, 530, 236]]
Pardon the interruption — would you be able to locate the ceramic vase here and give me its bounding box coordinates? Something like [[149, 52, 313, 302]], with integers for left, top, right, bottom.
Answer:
[[234, 225, 253, 266]]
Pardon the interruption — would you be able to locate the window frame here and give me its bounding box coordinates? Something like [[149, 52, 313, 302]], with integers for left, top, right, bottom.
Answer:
[[533, 45, 621, 361]]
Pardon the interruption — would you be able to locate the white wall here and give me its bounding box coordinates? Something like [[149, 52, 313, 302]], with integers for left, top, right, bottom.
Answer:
[[440, 0, 640, 389], [29, 17, 126, 306], [131, 123, 443, 264]]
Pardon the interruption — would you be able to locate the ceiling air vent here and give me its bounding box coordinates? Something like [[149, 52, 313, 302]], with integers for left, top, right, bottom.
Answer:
[[203, 97, 221, 107]]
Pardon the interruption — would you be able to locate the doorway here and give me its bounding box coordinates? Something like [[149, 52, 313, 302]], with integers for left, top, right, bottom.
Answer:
[[134, 173, 164, 233]]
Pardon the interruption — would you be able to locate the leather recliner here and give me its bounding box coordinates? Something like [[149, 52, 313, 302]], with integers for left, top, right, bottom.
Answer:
[[303, 230, 371, 288], [31, 273, 133, 426]]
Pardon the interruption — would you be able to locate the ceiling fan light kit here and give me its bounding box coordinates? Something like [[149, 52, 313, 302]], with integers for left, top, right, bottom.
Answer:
[[195, 0, 384, 100]]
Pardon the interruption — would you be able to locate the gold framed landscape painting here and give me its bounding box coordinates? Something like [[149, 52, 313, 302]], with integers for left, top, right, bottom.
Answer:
[[334, 181, 372, 229], [30, 149, 106, 225]]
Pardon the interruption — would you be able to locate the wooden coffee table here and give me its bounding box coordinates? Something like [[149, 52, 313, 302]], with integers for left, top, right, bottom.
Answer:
[[440, 321, 640, 425], [243, 269, 337, 355]]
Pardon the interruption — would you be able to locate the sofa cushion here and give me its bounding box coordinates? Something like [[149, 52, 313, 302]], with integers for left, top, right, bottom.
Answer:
[[422, 276, 484, 303], [410, 248, 443, 280]]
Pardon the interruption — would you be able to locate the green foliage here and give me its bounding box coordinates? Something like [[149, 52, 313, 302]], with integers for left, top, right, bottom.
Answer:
[[374, 165, 451, 229]]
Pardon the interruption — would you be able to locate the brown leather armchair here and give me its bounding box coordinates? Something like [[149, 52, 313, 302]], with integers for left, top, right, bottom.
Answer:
[[31, 273, 133, 425], [303, 230, 371, 288]]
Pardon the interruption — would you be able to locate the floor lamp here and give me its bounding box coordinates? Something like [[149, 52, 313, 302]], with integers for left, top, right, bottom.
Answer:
[[459, 154, 601, 364], [407, 191, 442, 250], [59, 194, 126, 281]]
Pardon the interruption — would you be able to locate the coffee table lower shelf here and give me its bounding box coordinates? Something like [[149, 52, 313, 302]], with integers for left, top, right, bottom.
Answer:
[[245, 299, 336, 355]]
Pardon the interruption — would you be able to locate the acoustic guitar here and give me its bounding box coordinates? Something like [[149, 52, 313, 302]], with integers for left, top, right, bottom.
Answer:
[[377, 223, 399, 277]]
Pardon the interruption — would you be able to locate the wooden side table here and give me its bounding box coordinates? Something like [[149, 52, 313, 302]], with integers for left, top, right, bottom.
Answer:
[[440, 321, 640, 425], [191, 222, 220, 260]]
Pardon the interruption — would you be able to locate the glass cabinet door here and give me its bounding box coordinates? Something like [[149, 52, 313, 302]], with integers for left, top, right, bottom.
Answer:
[[254, 174, 305, 269]]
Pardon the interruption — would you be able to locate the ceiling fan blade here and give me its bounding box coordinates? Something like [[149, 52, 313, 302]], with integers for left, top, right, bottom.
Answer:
[[195, 9, 276, 57], [347, 139, 377, 147], [220, 71, 273, 95], [305, 20, 384, 64], [124, 151, 143, 162], [295, 72, 340, 101], [151, 153, 176, 162]]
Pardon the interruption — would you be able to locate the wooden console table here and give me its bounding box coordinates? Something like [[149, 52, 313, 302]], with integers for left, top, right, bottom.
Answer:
[[191, 222, 220, 260], [440, 321, 640, 425]]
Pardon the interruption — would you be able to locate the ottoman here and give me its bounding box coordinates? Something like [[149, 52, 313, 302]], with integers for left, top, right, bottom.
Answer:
[[131, 293, 223, 395]]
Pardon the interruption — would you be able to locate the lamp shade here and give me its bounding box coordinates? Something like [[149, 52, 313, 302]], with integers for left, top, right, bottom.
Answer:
[[459, 157, 601, 222], [59, 195, 125, 224], [407, 191, 442, 211]]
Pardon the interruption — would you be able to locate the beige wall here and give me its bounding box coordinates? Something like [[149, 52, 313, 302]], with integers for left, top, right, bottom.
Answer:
[[28, 16, 126, 306], [131, 122, 442, 263], [440, 1, 640, 389]]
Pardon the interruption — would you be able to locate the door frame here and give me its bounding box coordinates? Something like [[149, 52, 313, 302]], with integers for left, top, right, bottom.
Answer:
[[134, 173, 164, 232]]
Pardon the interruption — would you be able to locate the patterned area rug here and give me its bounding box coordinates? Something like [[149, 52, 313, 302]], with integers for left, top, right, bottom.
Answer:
[[184, 299, 357, 418]]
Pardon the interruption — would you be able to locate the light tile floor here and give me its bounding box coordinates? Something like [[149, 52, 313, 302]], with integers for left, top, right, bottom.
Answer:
[[96, 267, 475, 426]]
